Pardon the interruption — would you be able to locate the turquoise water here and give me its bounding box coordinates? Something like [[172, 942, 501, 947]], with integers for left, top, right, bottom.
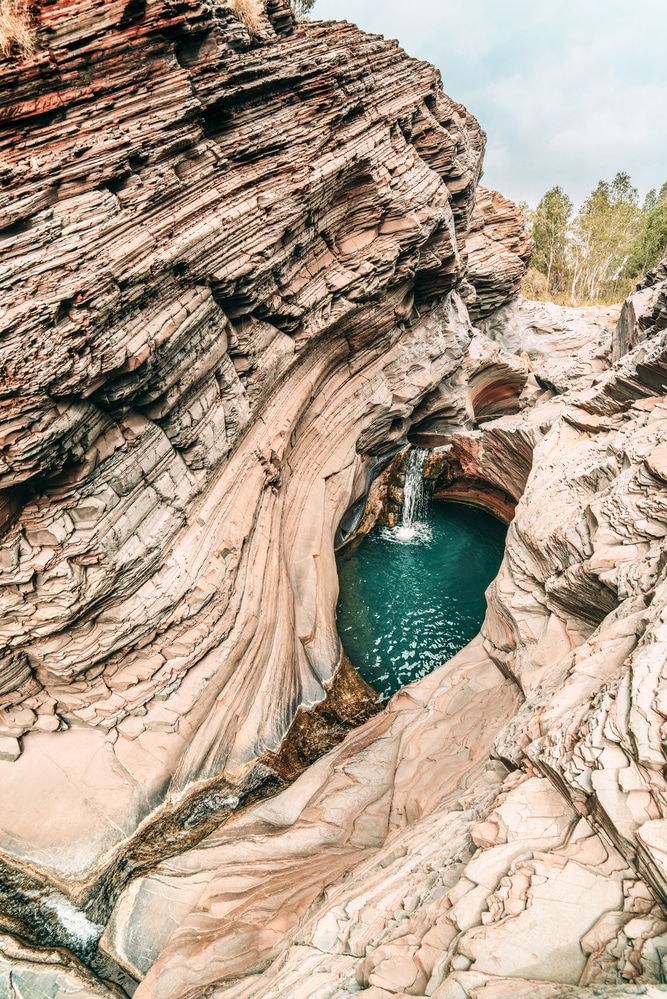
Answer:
[[336, 503, 506, 700]]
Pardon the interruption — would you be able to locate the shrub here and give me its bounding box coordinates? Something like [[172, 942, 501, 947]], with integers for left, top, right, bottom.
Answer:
[[521, 267, 549, 302], [229, 0, 265, 34], [0, 0, 36, 59], [291, 0, 315, 16]]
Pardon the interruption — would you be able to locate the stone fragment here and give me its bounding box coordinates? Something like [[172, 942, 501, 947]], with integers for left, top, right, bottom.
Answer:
[[0, 736, 20, 762]]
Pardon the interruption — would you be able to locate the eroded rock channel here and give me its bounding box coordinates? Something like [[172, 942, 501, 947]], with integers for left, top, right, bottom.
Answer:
[[0, 1, 666, 997]]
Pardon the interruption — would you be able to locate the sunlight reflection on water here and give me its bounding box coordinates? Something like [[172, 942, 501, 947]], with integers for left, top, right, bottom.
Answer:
[[336, 503, 506, 700]]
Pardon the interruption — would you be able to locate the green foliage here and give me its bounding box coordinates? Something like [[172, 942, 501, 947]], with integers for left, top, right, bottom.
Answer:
[[291, 0, 315, 17], [529, 187, 573, 292], [570, 172, 641, 302], [626, 182, 667, 278], [526, 172, 666, 305]]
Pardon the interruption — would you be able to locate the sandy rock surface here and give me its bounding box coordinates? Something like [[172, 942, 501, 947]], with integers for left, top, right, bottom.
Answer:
[[464, 186, 534, 320], [1, 1, 667, 997]]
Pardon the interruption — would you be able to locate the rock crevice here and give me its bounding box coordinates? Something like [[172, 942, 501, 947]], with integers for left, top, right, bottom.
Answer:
[[1, 2, 667, 998]]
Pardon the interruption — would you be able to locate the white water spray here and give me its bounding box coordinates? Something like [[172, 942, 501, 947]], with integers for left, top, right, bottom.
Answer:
[[381, 447, 430, 544]]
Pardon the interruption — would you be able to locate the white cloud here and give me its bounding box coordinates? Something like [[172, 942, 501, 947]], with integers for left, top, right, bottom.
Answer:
[[313, 0, 667, 206]]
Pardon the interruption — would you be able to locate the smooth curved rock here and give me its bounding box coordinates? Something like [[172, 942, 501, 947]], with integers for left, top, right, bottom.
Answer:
[[2, 0, 667, 994]]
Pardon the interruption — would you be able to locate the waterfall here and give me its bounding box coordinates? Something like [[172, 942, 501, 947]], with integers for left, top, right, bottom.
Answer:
[[382, 447, 430, 544], [399, 447, 429, 531]]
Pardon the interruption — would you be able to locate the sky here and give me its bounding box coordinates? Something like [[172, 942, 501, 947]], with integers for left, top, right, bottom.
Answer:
[[312, 0, 667, 208]]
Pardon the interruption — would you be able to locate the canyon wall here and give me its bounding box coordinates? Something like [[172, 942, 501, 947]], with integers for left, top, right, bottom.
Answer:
[[1, 0, 489, 885], [1, 1, 666, 997], [0, 0, 529, 989], [102, 265, 667, 999]]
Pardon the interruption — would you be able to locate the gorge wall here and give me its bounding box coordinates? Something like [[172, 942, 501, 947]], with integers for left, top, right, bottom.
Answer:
[[1, 2, 666, 998], [1, 0, 491, 887]]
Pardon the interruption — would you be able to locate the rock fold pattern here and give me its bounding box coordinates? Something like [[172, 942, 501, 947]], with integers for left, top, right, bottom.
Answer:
[[1, 2, 666, 998]]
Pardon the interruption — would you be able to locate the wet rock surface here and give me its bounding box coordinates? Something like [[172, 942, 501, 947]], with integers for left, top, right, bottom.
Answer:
[[1, 0, 667, 996], [104, 268, 667, 999]]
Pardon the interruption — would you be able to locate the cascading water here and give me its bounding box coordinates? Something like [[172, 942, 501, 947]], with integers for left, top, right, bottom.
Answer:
[[336, 496, 507, 699], [336, 442, 507, 697], [400, 447, 429, 529], [382, 447, 430, 543]]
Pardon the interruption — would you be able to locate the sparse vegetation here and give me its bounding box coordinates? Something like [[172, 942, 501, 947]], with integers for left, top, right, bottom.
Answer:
[[0, 0, 36, 59], [291, 0, 315, 17], [229, 0, 265, 34], [522, 172, 667, 305]]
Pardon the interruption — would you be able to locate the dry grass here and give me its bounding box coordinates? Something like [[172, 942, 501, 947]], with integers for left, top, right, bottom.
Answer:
[[0, 0, 35, 59], [229, 0, 265, 34], [521, 266, 633, 308]]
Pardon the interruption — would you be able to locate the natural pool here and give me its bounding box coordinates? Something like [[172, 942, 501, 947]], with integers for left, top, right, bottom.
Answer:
[[336, 467, 507, 700]]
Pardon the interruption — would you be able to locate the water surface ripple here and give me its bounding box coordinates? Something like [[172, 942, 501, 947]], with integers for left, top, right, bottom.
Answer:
[[336, 503, 506, 699]]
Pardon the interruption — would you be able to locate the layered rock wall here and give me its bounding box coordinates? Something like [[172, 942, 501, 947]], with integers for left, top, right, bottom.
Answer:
[[1, 0, 488, 877], [463, 185, 534, 320], [4, 1, 667, 997], [99, 266, 667, 999], [0, 0, 533, 981]]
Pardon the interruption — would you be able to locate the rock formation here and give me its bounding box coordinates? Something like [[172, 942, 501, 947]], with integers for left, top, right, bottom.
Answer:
[[1, 1, 666, 997], [614, 260, 667, 360], [0, 0, 487, 898], [97, 265, 667, 999], [463, 185, 534, 321]]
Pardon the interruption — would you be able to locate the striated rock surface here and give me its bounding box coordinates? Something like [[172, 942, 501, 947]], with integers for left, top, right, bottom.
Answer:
[[614, 261, 667, 360], [0, 0, 525, 980], [2, 0, 667, 996], [0, 0, 490, 901], [98, 264, 667, 999], [463, 186, 534, 321], [481, 295, 620, 390]]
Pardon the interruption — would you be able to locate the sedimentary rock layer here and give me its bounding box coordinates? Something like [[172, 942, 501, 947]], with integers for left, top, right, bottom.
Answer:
[[463, 185, 534, 321], [2, 0, 666, 995], [614, 260, 667, 359], [99, 271, 667, 999], [0, 0, 489, 885], [0, 0, 533, 980]]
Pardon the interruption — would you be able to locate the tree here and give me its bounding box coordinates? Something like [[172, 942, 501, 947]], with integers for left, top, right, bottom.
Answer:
[[643, 189, 658, 215], [626, 181, 667, 278], [530, 187, 573, 292], [524, 172, 664, 305], [569, 172, 641, 301], [291, 0, 315, 17]]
